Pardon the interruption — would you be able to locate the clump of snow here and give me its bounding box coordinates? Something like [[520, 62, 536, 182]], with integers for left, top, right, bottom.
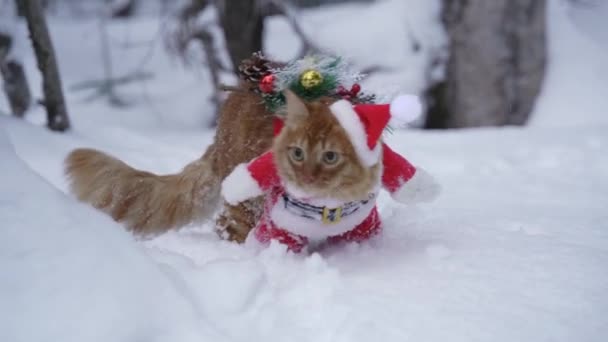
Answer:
[[187, 259, 267, 315]]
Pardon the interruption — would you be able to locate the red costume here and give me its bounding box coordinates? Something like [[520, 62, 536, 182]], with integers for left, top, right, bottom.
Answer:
[[221, 95, 439, 252]]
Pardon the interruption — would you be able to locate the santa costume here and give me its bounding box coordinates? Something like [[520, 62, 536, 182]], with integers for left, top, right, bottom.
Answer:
[[221, 95, 440, 252]]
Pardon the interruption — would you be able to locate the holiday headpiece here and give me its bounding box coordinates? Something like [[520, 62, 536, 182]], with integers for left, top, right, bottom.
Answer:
[[238, 53, 377, 112], [329, 94, 422, 166]]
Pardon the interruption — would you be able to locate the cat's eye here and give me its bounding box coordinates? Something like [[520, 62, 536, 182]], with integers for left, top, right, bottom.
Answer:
[[322, 151, 340, 165], [289, 147, 305, 162]]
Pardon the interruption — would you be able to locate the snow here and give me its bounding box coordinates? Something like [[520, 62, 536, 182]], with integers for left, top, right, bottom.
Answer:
[[2, 1, 608, 341], [0, 125, 223, 342]]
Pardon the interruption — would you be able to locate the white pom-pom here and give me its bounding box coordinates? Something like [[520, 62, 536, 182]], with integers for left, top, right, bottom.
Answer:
[[389, 94, 422, 124]]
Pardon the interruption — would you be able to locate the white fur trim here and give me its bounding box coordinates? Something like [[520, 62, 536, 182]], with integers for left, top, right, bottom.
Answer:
[[390, 95, 422, 124], [330, 100, 381, 166], [221, 163, 264, 205], [392, 168, 440, 205], [270, 191, 378, 240]]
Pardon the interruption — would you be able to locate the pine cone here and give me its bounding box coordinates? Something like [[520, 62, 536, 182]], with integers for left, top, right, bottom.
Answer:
[[238, 52, 273, 85]]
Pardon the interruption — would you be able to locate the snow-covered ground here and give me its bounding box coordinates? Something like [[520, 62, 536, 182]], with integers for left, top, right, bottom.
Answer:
[[1, 1, 608, 341]]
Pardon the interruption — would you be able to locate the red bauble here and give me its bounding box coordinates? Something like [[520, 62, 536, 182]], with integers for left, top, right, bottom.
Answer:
[[337, 84, 362, 100], [336, 85, 348, 96], [259, 74, 276, 93]]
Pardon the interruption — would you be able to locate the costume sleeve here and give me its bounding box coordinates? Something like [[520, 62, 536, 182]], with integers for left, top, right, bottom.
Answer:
[[381, 143, 440, 205], [221, 151, 280, 205]]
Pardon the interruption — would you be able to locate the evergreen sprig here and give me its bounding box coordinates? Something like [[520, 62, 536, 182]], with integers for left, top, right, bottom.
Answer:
[[260, 54, 375, 114]]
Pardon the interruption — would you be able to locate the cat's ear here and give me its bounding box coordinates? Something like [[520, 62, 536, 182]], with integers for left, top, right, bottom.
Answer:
[[283, 90, 309, 127]]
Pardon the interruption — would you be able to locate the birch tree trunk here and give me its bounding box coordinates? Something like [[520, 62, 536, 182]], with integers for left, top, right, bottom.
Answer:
[[21, 0, 70, 131], [425, 0, 547, 128]]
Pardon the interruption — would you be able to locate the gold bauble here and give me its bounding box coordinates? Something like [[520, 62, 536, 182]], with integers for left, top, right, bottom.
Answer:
[[299, 69, 324, 89]]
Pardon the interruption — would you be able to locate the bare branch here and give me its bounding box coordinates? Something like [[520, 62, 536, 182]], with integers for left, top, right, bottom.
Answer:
[[97, 14, 123, 105], [70, 71, 154, 91], [219, 84, 246, 92], [179, 0, 211, 22], [359, 65, 391, 76]]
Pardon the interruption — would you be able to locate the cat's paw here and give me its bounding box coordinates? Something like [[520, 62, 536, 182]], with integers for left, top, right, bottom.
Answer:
[[392, 168, 441, 205]]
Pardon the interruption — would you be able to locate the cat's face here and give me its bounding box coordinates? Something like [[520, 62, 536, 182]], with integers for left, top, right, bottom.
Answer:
[[273, 91, 380, 201]]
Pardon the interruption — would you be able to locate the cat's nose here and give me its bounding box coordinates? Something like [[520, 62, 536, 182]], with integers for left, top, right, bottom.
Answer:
[[301, 175, 315, 184]]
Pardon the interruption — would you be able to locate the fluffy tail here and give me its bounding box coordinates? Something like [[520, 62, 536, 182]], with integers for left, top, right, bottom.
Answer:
[[64, 147, 220, 236]]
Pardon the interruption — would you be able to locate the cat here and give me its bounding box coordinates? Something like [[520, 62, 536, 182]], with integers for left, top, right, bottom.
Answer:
[[65, 53, 438, 246], [65, 81, 275, 242], [220, 91, 439, 252]]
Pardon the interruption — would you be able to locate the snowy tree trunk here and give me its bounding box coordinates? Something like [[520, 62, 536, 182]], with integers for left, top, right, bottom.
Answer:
[[218, 0, 264, 72], [425, 0, 547, 128], [22, 0, 70, 131], [0, 33, 31, 117]]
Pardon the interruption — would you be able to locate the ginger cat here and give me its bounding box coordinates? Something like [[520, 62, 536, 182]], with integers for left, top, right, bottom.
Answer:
[[65, 54, 438, 246]]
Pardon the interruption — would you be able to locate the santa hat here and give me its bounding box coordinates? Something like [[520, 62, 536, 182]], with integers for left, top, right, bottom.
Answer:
[[329, 94, 422, 166]]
